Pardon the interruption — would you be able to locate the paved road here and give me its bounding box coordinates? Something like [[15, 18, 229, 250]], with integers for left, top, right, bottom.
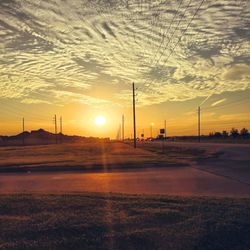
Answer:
[[1, 167, 250, 197], [0, 142, 250, 197], [165, 141, 250, 184]]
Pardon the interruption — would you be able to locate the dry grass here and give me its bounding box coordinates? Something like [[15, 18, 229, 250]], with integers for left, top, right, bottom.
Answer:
[[0, 142, 192, 173], [0, 193, 250, 250], [135, 141, 211, 160]]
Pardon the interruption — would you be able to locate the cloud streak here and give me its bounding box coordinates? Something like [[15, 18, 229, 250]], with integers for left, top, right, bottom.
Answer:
[[211, 98, 227, 107]]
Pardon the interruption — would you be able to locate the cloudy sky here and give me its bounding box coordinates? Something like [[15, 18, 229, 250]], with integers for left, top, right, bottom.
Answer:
[[0, 0, 250, 137]]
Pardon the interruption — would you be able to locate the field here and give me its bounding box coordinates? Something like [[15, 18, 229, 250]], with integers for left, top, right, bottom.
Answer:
[[0, 141, 208, 173], [1, 193, 250, 250]]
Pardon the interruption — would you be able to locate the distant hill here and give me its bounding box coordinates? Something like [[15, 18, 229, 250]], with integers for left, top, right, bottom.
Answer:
[[0, 129, 110, 146]]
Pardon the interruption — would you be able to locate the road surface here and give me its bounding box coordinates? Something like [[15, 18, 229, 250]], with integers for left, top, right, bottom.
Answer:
[[1, 167, 250, 197]]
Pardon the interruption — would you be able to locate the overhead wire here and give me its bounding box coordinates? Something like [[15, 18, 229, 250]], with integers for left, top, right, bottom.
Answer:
[[140, 0, 207, 92], [139, 0, 195, 90]]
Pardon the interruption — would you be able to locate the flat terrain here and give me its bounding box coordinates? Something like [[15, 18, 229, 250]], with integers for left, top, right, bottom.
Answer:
[[1, 142, 250, 250], [138, 141, 250, 184], [1, 193, 250, 250], [1, 141, 250, 197], [0, 142, 188, 173]]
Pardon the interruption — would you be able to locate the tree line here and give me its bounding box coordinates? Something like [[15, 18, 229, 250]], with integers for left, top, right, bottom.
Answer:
[[209, 128, 249, 138]]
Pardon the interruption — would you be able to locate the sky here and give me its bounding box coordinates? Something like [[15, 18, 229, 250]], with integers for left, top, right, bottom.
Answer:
[[0, 0, 250, 138]]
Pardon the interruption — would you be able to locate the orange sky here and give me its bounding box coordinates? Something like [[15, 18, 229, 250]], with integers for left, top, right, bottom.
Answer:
[[1, 89, 249, 138]]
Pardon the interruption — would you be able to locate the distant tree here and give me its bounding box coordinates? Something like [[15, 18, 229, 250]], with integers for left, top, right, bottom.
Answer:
[[209, 132, 214, 137], [240, 128, 249, 137], [222, 130, 229, 137], [214, 132, 222, 137], [230, 128, 239, 138]]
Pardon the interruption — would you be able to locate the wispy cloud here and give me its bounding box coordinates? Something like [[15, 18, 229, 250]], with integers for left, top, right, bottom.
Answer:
[[20, 98, 52, 105], [0, 0, 249, 106]]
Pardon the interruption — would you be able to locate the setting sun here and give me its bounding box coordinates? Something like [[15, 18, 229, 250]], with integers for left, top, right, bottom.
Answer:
[[95, 116, 106, 126]]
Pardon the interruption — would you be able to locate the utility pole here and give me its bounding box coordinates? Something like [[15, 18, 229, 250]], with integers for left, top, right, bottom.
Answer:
[[122, 114, 125, 141], [60, 116, 62, 134], [120, 124, 122, 141], [132, 82, 137, 148], [22, 117, 25, 146], [150, 123, 154, 138], [164, 119, 167, 140], [198, 106, 201, 143], [60, 116, 62, 144], [54, 114, 57, 144]]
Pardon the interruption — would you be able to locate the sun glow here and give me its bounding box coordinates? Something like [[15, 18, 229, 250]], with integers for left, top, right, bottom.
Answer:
[[95, 116, 106, 126]]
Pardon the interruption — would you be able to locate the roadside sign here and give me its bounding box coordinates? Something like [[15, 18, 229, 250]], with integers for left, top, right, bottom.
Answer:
[[160, 129, 165, 134]]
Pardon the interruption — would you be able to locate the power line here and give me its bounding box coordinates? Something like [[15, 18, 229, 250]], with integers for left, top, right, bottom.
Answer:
[[141, 0, 207, 91], [0, 101, 52, 120], [149, 0, 185, 65], [159, 0, 206, 70], [149, 0, 191, 69], [140, 0, 194, 90]]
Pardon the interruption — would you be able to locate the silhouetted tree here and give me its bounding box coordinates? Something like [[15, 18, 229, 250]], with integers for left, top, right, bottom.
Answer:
[[209, 132, 214, 137], [222, 130, 229, 137], [230, 128, 239, 138], [240, 128, 249, 137], [214, 132, 222, 137]]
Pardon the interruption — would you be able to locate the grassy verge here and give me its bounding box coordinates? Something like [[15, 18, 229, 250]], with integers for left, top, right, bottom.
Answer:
[[135, 141, 215, 161], [0, 142, 188, 173], [1, 193, 250, 250]]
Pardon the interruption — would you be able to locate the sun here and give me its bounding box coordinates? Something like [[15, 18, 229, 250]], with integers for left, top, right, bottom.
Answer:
[[95, 115, 106, 126]]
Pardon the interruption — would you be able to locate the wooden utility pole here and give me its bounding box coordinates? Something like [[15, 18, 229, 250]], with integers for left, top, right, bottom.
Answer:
[[60, 116, 62, 134], [132, 82, 137, 148], [22, 117, 25, 146], [60, 116, 62, 144], [122, 114, 124, 141], [198, 106, 201, 142], [54, 114, 57, 144], [150, 123, 154, 138], [164, 119, 167, 140]]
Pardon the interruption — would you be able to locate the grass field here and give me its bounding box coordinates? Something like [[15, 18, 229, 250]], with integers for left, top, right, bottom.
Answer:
[[0, 142, 209, 173], [1, 193, 250, 250]]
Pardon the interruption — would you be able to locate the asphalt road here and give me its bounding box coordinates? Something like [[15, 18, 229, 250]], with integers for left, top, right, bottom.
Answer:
[[0, 142, 250, 197], [165, 141, 250, 184]]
